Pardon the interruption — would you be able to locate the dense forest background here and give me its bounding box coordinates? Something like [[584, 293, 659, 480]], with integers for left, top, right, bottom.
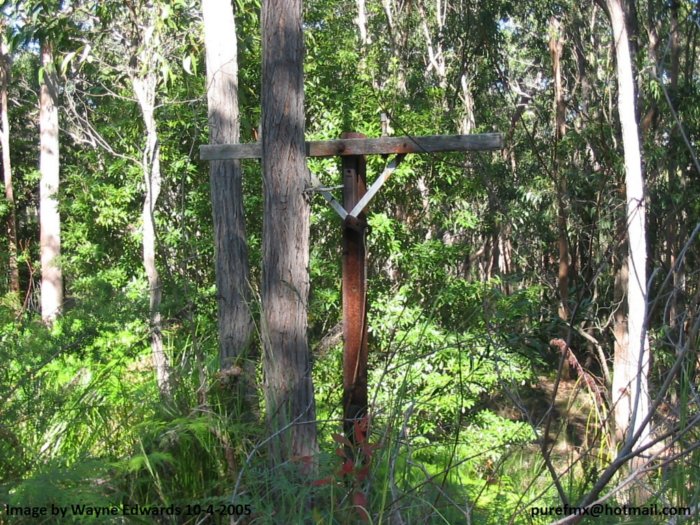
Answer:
[[1, 0, 699, 523]]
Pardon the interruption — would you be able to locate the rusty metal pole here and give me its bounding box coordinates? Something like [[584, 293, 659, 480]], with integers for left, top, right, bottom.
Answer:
[[341, 132, 369, 445]]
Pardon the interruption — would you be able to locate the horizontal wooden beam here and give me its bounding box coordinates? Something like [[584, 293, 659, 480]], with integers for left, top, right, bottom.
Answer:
[[200, 133, 503, 160]]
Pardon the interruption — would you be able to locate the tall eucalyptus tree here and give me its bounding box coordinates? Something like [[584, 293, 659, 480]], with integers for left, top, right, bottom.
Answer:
[[128, 2, 173, 397], [0, 25, 19, 295], [38, 39, 62, 323], [65, 0, 193, 396], [202, 0, 256, 405], [602, 0, 651, 450], [261, 0, 318, 464]]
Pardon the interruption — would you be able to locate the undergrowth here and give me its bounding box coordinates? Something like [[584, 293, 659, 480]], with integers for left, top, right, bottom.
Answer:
[[1, 278, 698, 524]]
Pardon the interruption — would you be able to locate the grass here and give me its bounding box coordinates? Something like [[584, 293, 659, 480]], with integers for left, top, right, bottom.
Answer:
[[2, 286, 700, 525]]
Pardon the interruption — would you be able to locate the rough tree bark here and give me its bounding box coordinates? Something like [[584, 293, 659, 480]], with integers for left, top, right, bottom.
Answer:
[[39, 41, 63, 323], [1, 31, 19, 295], [202, 0, 255, 404], [261, 0, 318, 464], [605, 0, 651, 452]]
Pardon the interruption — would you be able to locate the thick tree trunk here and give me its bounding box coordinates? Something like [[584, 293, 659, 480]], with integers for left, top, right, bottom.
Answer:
[[1, 34, 19, 295], [261, 0, 318, 464], [39, 42, 63, 323], [606, 0, 651, 453], [202, 0, 255, 405]]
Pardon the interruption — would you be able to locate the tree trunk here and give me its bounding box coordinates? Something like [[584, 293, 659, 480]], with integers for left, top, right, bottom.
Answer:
[[459, 73, 475, 135], [355, 0, 370, 46], [129, 9, 172, 397], [39, 41, 63, 323], [418, 0, 446, 90], [606, 0, 651, 454], [666, 1, 685, 330], [549, 17, 570, 323], [135, 75, 172, 398], [1, 32, 19, 295], [202, 0, 256, 408], [379, 0, 407, 94], [261, 0, 318, 465], [612, 251, 629, 441], [133, 72, 171, 398], [549, 17, 571, 380]]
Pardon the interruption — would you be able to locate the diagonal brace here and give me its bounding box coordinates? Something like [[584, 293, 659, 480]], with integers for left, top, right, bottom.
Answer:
[[347, 154, 406, 218], [308, 154, 407, 221], [307, 169, 348, 220]]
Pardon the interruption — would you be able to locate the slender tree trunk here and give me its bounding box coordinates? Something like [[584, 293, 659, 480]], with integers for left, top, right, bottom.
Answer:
[[418, 0, 446, 90], [667, 1, 685, 330], [459, 73, 475, 135], [202, 0, 256, 407], [129, 9, 172, 397], [380, 0, 407, 94], [261, 0, 318, 465], [550, 17, 570, 323], [355, 0, 370, 46], [133, 72, 171, 398], [550, 17, 571, 380], [1, 33, 19, 295], [39, 42, 63, 323], [612, 250, 629, 441], [606, 0, 651, 454]]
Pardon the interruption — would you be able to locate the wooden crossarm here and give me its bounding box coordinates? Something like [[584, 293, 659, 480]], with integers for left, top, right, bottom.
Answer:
[[200, 132, 503, 160]]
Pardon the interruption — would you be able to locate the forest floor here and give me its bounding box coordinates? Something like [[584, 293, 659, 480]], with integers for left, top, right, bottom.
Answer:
[[487, 373, 606, 469]]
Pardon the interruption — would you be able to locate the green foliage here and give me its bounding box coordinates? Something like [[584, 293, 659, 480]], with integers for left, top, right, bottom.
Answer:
[[1, 0, 699, 522]]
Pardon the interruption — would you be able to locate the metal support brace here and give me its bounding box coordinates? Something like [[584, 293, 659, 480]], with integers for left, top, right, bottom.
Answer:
[[307, 169, 348, 219], [308, 153, 406, 221], [348, 154, 405, 218]]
